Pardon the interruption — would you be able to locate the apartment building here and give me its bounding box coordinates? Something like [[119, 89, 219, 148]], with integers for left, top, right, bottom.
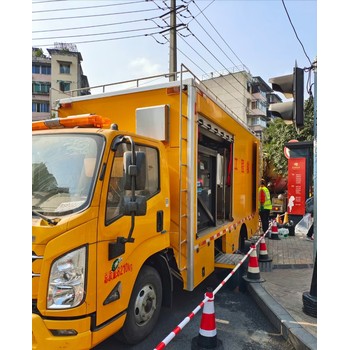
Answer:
[[202, 67, 281, 138], [32, 43, 90, 121]]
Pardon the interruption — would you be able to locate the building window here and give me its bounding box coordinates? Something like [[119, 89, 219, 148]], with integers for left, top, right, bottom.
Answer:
[[251, 100, 267, 113], [32, 64, 51, 75], [32, 82, 51, 94], [32, 102, 50, 113], [260, 90, 267, 99], [41, 65, 51, 74], [59, 81, 71, 92], [249, 117, 257, 126], [32, 65, 40, 74], [60, 63, 71, 74]]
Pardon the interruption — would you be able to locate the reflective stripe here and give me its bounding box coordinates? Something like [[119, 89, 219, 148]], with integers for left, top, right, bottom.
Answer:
[[199, 328, 217, 337], [247, 266, 260, 273]]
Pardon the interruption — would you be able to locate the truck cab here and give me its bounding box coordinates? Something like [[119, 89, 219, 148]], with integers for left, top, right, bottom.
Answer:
[[32, 115, 172, 349]]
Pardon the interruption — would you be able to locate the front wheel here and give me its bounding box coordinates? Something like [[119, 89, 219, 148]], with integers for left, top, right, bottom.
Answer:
[[117, 265, 162, 345]]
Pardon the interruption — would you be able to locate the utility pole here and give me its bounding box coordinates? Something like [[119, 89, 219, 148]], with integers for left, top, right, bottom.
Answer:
[[302, 59, 317, 318], [169, 0, 177, 81]]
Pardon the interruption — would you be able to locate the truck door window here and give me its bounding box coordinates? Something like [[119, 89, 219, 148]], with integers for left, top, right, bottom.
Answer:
[[106, 143, 159, 223]]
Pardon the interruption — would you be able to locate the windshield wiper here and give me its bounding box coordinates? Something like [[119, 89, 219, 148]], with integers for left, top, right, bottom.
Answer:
[[32, 210, 58, 226]]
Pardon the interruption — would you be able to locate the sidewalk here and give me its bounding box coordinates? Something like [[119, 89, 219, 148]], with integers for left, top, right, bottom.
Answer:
[[247, 234, 317, 350]]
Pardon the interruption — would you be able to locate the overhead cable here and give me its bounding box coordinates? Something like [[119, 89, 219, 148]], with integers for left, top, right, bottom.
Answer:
[[281, 0, 312, 66], [32, 1, 144, 13], [32, 7, 157, 21]]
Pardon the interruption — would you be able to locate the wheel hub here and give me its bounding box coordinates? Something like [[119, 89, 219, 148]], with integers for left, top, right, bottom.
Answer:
[[133, 284, 157, 325]]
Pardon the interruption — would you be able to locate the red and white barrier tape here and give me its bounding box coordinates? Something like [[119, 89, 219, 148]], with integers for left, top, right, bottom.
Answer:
[[153, 223, 272, 350], [153, 296, 210, 350]]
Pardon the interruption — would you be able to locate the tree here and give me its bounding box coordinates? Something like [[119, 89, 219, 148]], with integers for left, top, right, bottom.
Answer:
[[263, 97, 314, 178], [33, 47, 45, 58]]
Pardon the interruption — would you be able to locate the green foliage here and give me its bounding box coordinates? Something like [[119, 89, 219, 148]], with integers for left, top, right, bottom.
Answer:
[[33, 48, 45, 58], [262, 97, 314, 177]]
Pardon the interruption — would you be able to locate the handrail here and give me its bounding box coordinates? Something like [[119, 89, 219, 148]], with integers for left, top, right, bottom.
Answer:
[[65, 70, 190, 96]]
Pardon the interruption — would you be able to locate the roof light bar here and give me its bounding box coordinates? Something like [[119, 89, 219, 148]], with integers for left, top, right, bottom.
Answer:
[[32, 114, 111, 131]]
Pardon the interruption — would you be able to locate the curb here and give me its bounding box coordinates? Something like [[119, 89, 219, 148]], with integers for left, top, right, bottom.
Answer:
[[247, 282, 317, 350]]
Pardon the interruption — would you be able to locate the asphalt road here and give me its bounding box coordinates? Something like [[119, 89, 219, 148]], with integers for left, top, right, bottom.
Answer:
[[93, 266, 294, 350]]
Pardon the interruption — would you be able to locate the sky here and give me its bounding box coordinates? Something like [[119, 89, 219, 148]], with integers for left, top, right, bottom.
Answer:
[[31, 0, 317, 94]]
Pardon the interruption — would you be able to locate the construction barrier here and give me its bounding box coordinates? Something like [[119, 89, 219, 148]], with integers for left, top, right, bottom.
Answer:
[[258, 236, 272, 272], [242, 242, 264, 283], [191, 289, 223, 349], [153, 226, 272, 350], [270, 220, 280, 240], [258, 237, 271, 262]]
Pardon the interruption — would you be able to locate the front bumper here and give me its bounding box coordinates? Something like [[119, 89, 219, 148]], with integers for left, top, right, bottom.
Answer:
[[32, 314, 92, 350]]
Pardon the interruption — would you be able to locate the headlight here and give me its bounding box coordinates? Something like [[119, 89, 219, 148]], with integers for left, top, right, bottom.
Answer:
[[47, 246, 86, 309]]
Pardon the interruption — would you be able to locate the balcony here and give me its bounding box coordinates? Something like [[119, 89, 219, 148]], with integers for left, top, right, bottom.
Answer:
[[250, 100, 267, 117], [248, 116, 267, 128]]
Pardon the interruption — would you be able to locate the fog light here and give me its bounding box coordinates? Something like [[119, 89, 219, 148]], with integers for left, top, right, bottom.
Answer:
[[50, 329, 78, 336]]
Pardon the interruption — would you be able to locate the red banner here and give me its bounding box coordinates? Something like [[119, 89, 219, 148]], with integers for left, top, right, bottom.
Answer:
[[287, 158, 306, 215]]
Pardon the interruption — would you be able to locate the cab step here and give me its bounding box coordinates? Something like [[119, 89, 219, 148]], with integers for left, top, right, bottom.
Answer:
[[214, 252, 245, 269]]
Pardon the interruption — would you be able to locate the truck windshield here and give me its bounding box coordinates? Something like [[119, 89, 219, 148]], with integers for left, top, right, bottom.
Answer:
[[32, 133, 104, 215]]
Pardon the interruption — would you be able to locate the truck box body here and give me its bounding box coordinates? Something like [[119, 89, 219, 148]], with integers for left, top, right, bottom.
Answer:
[[32, 75, 261, 349]]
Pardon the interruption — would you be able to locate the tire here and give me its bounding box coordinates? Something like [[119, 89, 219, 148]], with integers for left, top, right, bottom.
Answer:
[[117, 265, 162, 345], [239, 233, 250, 254], [242, 239, 251, 254]]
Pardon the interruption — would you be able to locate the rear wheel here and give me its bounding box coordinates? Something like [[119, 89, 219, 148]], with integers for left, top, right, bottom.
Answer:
[[238, 229, 250, 292], [117, 265, 162, 345], [239, 226, 250, 254]]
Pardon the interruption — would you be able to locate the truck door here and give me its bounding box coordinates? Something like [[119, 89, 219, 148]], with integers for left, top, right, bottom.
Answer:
[[95, 139, 161, 328]]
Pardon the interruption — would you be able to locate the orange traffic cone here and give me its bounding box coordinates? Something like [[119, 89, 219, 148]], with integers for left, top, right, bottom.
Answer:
[[258, 237, 273, 272], [276, 214, 282, 224], [243, 243, 264, 283], [259, 217, 265, 236], [283, 212, 289, 225], [191, 289, 223, 349], [258, 237, 272, 262], [270, 220, 280, 240]]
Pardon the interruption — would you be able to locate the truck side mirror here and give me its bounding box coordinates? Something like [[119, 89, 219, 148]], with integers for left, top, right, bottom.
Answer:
[[123, 151, 146, 191], [122, 150, 147, 217]]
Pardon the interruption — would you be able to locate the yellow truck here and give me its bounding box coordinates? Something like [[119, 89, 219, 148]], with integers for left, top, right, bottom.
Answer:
[[32, 69, 261, 349]]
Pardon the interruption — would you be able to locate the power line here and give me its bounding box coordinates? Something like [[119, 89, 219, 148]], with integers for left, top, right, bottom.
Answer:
[[191, 0, 247, 70], [281, 0, 312, 66], [32, 1, 174, 46], [167, 2, 253, 112], [175, 31, 255, 115], [175, 38, 242, 120], [185, 3, 249, 92], [32, 26, 160, 41], [32, 18, 149, 34], [33, 0, 68, 3], [32, 0, 259, 120], [32, 1, 144, 13], [146, 0, 256, 115], [32, 7, 157, 21], [33, 30, 163, 47]]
